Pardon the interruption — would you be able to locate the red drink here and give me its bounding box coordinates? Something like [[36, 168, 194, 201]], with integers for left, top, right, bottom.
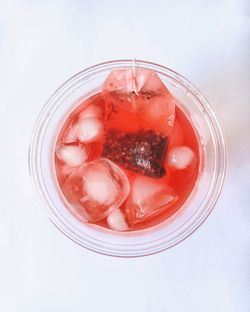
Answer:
[[54, 69, 199, 231]]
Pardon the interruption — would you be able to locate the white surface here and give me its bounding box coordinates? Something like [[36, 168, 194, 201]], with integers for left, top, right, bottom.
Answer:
[[0, 1, 249, 311]]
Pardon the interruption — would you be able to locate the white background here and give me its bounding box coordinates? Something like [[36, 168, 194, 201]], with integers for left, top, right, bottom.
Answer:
[[0, 1, 249, 311]]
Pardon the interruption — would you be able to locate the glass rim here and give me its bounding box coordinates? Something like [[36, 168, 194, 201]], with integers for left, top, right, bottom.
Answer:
[[29, 59, 227, 257]]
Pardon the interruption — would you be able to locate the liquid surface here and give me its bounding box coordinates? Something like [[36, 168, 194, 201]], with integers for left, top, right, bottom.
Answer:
[[54, 69, 200, 231]]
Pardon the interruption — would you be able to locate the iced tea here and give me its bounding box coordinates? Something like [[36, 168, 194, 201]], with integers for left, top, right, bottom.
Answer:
[[54, 69, 199, 231]]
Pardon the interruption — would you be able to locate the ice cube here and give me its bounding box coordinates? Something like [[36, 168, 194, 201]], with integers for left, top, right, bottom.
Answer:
[[76, 117, 103, 142], [62, 158, 130, 222], [83, 168, 118, 205], [56, 145, 88, 167], [63, 105, 103, 144], [79, 104, 102, 120], [167, 146, 195, 169], [63, 124, 78, 143], [107, 209, 129, 231], [125, 176, 177, 225]]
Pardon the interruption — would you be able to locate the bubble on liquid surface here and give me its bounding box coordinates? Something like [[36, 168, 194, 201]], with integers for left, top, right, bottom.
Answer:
[[107, 209, 129, 231], [167, 146, 195, 169], [56, 145, 88, 167], [76, 117, 103, 142], [62, 158, 130, 222], [125, 175, 178, 225]]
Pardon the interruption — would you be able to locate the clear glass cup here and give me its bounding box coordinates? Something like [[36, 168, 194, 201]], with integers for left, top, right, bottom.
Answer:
[[29, 60, 227, 257]]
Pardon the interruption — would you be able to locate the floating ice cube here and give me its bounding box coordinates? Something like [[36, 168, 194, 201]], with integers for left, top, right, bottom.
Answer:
[[125, 176, 177, 225], [79, 104, 102, 120], [167, 146, 195, 169], [63, 105, 103, 144], [62, 158, 130, 222], [76, 117, 103, 142], [83, 168, 118, 205], [63, 124, 78, 143], [56, 145, 88, 167], [107, 209, 129, 231]]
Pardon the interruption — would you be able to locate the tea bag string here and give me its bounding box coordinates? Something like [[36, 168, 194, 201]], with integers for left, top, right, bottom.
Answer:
[[132, 58, 139, 96]]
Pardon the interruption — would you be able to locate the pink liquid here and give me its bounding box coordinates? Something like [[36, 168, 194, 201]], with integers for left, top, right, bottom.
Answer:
[[54, 70, 200, 231]]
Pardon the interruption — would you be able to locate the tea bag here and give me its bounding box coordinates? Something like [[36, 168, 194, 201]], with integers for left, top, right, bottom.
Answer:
[[101, 67, 176, 178]]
